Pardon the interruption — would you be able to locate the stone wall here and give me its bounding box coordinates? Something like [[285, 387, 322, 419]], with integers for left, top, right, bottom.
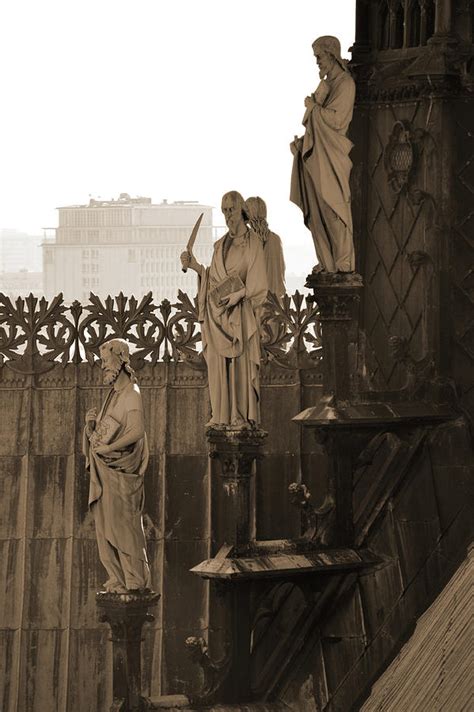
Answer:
[[0, 355, 323, 712]]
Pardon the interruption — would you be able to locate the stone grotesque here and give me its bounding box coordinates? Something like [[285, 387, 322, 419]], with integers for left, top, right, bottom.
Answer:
[[180, 191, 268, 429], [290, 35, 356, 273], [245, 195, 286, 299], [83, 338, 151, 593]]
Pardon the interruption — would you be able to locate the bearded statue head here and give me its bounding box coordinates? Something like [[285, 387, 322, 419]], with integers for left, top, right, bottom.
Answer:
[[99, 338, 137, 386]]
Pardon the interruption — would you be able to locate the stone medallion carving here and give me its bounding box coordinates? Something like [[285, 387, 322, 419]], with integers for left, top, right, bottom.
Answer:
[[384, 120, 418, 193]]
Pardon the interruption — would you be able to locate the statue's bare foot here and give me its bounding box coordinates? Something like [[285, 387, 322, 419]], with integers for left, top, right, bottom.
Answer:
[[312, 264, 326, 274], [229, 417, 251, 430], [205, 419, 225, 430], [102, 579, 128, 594]]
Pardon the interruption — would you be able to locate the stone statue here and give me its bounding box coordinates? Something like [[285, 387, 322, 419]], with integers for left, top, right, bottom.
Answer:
[[245, 196, 286, 299], [180, 191, 268, 429], [290, 35, 356, 273], [83, 338, 151, 593]]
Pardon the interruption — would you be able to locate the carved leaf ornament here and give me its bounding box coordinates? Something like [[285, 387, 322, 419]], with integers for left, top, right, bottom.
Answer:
[[0, 290, 322, 373]]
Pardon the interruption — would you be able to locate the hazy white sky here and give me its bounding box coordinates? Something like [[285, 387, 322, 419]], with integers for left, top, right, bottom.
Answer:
[[0, 0, 356, 273]]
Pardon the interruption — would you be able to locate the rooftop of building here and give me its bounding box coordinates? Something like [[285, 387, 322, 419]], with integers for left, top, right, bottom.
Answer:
[[57, 194, 213, 210]]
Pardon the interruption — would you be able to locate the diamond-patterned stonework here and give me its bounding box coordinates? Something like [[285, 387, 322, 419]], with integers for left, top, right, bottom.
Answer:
[[353, 91, 474, 420]]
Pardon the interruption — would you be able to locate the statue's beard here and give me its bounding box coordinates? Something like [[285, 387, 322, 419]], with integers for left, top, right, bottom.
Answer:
[[103, 366, 121, 386]]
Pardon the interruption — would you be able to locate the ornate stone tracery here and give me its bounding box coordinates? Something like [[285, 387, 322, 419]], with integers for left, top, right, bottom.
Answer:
[[0, 290, 322, 374]]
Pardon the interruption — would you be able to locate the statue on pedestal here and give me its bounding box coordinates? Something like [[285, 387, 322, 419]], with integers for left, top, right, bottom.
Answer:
[[290, 35, 356, 273], [180, 191, 268, 429], [83, 338, 151, 593]]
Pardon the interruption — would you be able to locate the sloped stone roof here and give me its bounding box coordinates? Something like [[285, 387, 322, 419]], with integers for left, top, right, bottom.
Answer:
[[361, 543, 474, 712]]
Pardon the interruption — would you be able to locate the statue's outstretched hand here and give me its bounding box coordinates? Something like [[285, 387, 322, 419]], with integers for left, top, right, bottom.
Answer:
[[180, 250, 191, 270], [85, 407, 97, 440], [180, 250, 201, 273], [290, 135, 303, 155]]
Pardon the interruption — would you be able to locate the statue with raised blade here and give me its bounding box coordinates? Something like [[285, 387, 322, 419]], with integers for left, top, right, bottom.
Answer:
[[180, 191, 268, 430]]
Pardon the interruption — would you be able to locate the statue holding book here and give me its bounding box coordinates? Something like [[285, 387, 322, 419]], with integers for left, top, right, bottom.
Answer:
[[180, 191, 268, 429], [83, 338, 151, 593]]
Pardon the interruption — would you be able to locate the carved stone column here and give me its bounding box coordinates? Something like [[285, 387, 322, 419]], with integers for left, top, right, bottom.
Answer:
[[388, 0, 400, 49], [433, 0, 452, 36], [306, 271, 363, 402], [419, 0, 429, 45], [191, 427, 267, 705], [96, 590, 160, 712], [351, 0, 371, 57], [207, 426, 267, 553]]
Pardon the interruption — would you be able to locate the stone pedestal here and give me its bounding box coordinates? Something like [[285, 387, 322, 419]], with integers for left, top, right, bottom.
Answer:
[[207, 426, 267, 554], [186, 427, 267, 705], [306, 271, 363, 402], [292, 272, 364, 547], [97, 590, 160, 712]]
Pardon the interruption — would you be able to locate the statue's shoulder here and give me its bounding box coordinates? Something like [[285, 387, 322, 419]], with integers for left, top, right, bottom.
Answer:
[[341, 71, 356, 90], [266, 230, 283, 247], [248, 229, 265, 251], [214, 234, 227, 251], [123, 381, 143, 410]]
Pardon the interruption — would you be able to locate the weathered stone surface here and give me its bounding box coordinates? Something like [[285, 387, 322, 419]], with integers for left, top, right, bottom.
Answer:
[[0, 629, 19, 712], [0, 389, 29, 457], [73, 452, 96, 538], [141, 626, 163, 699], [392, 449, 441, 586], [260, 383, 301, 455], [25, 538, 72, 629], [18, 629, 68, 711], [70, 537, 109, 628], [256, 454, 300, 540], [0, 539, 24, 629], [162, 539, 209, 693], [27, 455, 74, 538], [165, 455, 209, 541], [31, 386, 76, 455], [67, 628, 112, 712], [144, 453, 165, 540], [167, 379, 210, 456], [0, 456, 25, 538]]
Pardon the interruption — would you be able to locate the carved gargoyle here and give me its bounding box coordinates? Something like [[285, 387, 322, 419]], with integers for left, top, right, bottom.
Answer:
[[185, 636, 231, 705], [288, 482, 335, 545], [389, 335, 434, 398]]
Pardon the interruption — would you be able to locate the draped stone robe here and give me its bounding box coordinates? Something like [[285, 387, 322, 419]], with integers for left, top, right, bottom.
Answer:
[[197, 231, 268, 426], [290, 70, 356, 272], [83, 379, 150, 591], [263, 231, 286, 298]]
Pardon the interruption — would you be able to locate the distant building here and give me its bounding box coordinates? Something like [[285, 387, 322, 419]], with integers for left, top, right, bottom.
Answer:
[[0, 271, 43, 299], [0, 229, 44, 298], [42, 194, 217, 303], [0, 229, 43, 273]]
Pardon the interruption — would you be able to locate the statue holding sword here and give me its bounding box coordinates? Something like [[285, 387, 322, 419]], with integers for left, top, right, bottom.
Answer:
[[180, 191, 268, 429]]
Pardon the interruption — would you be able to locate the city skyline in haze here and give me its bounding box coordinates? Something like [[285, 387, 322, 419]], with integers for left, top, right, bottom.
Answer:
[[0, 0, 356, 277]]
